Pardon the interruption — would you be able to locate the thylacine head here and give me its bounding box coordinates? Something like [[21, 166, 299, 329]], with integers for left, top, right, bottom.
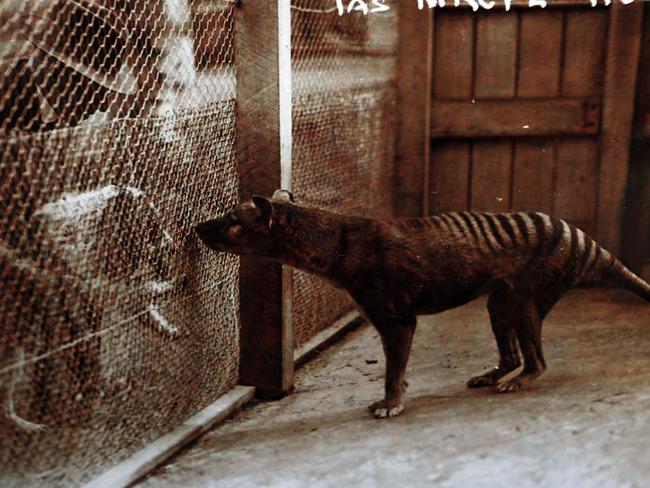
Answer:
[[195, 189, 297, 259], [194, 189, 363, 279]]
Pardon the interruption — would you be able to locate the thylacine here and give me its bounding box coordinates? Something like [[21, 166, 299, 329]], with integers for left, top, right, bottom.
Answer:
[[195, 190, 650, 418]]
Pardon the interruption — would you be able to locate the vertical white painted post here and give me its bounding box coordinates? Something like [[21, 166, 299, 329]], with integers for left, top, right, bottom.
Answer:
[[278, 0, 293, 192], [277, 0, 295, 391]]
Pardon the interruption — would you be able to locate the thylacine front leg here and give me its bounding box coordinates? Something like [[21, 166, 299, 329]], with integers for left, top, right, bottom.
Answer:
[[365, 311, 416, 419]]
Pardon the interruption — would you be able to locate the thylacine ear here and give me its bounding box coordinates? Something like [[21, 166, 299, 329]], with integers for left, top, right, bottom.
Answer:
[[252, 195, 274, 229], [272, 189, 294, 202]]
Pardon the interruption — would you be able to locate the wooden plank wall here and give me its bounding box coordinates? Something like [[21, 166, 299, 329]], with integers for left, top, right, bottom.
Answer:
[[429, 7, 609, 239]]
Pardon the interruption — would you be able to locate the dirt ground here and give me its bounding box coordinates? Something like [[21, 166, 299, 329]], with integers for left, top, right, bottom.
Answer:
[[141, 289, 650, 488]]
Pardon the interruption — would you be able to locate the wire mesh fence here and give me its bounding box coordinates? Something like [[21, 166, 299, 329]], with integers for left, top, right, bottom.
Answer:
[[0, 0, 400, 484], [0, 1, 239, 485], [291, 1, 399, 345]]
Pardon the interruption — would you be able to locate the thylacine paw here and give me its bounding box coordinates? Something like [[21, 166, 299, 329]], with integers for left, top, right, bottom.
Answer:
[[467, 373, 498, 388], [495, 380, 522, 393], [368, 400, 404, 418], [495, 371, 542, 393]]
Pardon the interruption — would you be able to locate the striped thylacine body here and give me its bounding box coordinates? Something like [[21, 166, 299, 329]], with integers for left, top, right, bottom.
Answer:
[[195, 192, 650, 418], [397, 211, 649, 301]]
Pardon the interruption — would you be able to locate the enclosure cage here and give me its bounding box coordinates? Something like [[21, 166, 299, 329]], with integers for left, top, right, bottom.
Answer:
[[0, 0, 400, 485], [2, 0, 650, 486]]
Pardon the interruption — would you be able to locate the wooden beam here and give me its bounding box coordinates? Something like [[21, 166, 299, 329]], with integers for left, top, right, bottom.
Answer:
[[83, 386, 255, 488], [596, 1, 643, 255], [236, 0, 293, 398], [431, 98, 600, 138], [394, 1, 433, 217]]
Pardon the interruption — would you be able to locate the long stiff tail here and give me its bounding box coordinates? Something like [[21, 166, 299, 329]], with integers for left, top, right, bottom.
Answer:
[[567, 223, 650, 302], [600, 259, 650, 302]]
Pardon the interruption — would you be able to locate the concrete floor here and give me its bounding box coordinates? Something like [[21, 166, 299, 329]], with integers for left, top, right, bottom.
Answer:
[[141, 289, 650, 488]]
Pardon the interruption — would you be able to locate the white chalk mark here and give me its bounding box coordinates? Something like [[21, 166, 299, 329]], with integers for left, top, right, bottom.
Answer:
[[4, 349, 48, 432], [35, 185, 119, 221], [164, 0, 189, 25], [34, 185, 144, 221], [148, 305, 178, 336], [146, 280, 174, 294]]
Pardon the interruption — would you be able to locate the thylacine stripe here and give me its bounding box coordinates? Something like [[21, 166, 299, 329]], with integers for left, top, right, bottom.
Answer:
[[495, 214, 518, 247], [575, 227, 586, 255], [582, 243, 603, 279], [458, 212, 480, 242], [458, 212, 488, 254], [480, 212, 508, 249], [533, 213, 562, 261], [504, 214, 525, 248], [430, 215, 447, 233], [449, 212, 473, 242], [563, 223, 581, 283], [483, 213, 511, 249], [529, 212, 549, 255], [441, 214, 463, 240], [574, 233, 594, 284], [474, 213, 502, 253], [569, 227, 588, 283], [547, 219, 574, 269], [512, 213, 532, 247]]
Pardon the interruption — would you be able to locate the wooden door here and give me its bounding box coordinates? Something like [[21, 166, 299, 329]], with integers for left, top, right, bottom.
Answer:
[[425, 2, 642, 257]]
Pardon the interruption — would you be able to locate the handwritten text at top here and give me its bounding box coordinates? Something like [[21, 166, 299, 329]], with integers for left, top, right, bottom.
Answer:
[[336, 0, 636, 14]]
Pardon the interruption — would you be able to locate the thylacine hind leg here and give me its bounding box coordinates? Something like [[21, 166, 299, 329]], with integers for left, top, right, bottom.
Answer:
[[494, 284, 565, 393], [495, 297, 546, 392], [467, 283, 522, 388]]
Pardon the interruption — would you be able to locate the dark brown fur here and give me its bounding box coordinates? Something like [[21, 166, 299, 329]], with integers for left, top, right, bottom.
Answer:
[[196, 190, 650, 418]]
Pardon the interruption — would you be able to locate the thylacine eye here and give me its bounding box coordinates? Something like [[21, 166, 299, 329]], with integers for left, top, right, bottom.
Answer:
[[227, 223, 242, 238]]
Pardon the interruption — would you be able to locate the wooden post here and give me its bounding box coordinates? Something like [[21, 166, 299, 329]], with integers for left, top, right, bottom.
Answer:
[[596, 1, 643, 255], [236, 0, 293, 398], [394, 2, 433, 217]]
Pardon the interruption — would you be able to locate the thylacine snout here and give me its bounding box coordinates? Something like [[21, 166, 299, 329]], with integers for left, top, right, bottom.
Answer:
[[195, 189, 650, 419]]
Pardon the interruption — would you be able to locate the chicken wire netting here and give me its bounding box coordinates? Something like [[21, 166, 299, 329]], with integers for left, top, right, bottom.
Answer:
[[0, 0, 239, 485], [291, 1, 399, 345]]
